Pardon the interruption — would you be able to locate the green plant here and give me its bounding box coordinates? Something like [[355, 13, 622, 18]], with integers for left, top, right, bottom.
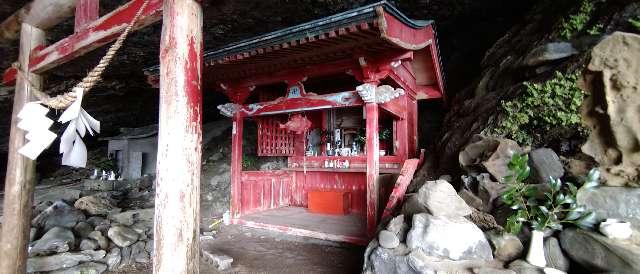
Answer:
[[379, 128, 392, 141], [630, 17, 640, 31], [493, 71, 585, 145], [559, 0, 596, 39], [353, 128, 392, 144], [242, 155, 258, 169], [501, 153, 599, 234], [587, 23, 603, 35]]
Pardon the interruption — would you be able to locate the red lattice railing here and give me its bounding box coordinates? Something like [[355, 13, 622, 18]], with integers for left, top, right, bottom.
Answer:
[[257, 116, 296, 156]]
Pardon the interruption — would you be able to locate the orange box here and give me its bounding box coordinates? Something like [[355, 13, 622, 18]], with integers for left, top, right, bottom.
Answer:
[[308, 190, 351, 215]]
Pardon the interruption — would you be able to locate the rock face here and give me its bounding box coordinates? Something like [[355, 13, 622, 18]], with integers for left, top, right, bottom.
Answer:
[[74, 194, 121, 216], [523, 42, 578, 66], [581, 32, 640, 187], [417, 180, 472, 217], [107, 225, 139, 247], [32, 201, 86, 231], [528, 148, 564, 184], [29, 227, 75, 256], [406, 213, 493, 261], [577, 187, 640, 229], [559, 228, 640, 273]]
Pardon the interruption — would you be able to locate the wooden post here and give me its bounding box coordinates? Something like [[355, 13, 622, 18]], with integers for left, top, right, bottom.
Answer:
[[154, 0, 202, 273], [0, 23, 44, 274], [74, 0, 99, 31], [230, 112, 243, 217], [365, 102, 379, 237]]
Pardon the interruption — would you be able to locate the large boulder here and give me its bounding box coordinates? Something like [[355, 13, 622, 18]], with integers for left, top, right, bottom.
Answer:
[[486, 231, 523, 263], [559, 228, 640, 273], [74, 194, 121, 216], [459, 135, 522, 182], [577, 186, 640, 229], [29, 227, 75, 256], [528, 148, 564, 184], [544, 237, 569, 272], [417, 180, 472, 217], [107, 225, 140, 247], [366, 246, 415, 274], [406, 213, 493, 261], [580, 32, 640, 187], [31, 201, 86, 231]]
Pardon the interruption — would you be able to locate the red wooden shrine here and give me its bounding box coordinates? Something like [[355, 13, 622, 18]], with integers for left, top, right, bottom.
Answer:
[[166, 2, 445, 244], [168, 2, 447, 245]]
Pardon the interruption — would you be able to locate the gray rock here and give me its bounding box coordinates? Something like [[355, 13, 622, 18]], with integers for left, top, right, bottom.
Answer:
[[523, 42, 578, 66], [544, 237, 569, 272], [406, 213, 493, 261], [73, 221, 93, 238], [478, 176, 507, 212], [417, 180, 472, 217], [29, 227, 37, 242], [475, 267, 516, 274], [49, 262, 107, 274], [459, 189, 485, 211], [35, 189, 81, 204], [386, 215, 408, 242], [483, 139, 522, 183], [407, 249, 501, 274], [577, 187, 640, 229], [107, 225, 139, 247], [507, 260, 544, 274], [528, 148, 564, 184], [368, 246, 415, 274], [74, 194, 121, 216], [26, 252, 92, 272], [103, 247, 121, 270], [108, 208, 154, 227], [145, 240, 153, 253], [79, 239, 98, 251], [438, 174, 453, 182], [84, 179, 115, 191], [29, 227, 75, 256], [559, 228, 640, 273], [120, 246, 133, 268], [88, 231, 109, 250], [362, 239, 379, 272], [86, 216, 110, 227], [379, 230, 400, 249], [81, 249, 106, 260], [31, 201, 86, 231], [202, 250, 234, 271], [131, 241, 150, 263], [401, 194, 425, 217], [487, 231, 523, 262]]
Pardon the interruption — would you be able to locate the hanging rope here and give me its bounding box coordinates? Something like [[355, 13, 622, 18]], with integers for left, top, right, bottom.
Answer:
[[16, 0, 150, 109]]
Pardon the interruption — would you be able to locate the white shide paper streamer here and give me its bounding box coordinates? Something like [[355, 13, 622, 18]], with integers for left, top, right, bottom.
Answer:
[[58, 88, 100, 168], [17, 102, 57, 160]]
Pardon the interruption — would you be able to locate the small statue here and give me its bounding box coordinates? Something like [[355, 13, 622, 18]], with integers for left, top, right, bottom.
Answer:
[[101, 170, 108, 180], [108, 171, 117, 181], [90, 169, 99, 179]]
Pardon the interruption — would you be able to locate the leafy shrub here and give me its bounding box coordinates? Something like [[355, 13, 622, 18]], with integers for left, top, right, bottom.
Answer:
[[493, 71, 585, 145], [559, 0, 596, 39], [501, 153, 599, 234], [587, 23, 603, 35]]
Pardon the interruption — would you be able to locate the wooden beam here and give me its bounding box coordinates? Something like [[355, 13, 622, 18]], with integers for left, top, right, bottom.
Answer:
[[2, 0, 163, 85], [381, 159, 419, 220], [153, 0, 202, 273], [0, 23, 44, 274], [0, 0, 77, 43], [231, 91, 363, 117], [230, 113, 243, 217], [74, 0, 99, 31], [365, 102, 380, 237]]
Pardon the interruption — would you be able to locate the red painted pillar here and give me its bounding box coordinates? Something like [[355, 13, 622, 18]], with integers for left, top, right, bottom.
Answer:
[[230, 112, 244, 217], [74, 0, 99, 31], [0, 23, 44, 274], [365, 102, 380, 237], [154, 0, 203, 273]]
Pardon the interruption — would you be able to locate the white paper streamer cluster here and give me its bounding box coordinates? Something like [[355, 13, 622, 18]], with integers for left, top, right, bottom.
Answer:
[[58, 88, 100, 168], [17, 102, 56, 160], [17, 87, 100, 168]]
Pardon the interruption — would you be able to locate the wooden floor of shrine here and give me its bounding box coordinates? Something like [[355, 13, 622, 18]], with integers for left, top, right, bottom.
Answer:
[[236, 207, 367, 244]]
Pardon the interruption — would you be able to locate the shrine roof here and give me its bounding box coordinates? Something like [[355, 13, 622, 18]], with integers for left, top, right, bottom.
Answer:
[[144, 1, 443, 89]]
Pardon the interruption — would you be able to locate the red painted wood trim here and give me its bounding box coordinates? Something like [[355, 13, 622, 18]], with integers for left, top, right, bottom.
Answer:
[[379, 95, 405, 119], [381, 159, 419, 220], [2, 0, 162, 85], [377, 7, 433, 50], [2, 67, 17, 86], [232, 219, 368, 245], [74, 0, 99, 31], [365, 103, 380, 237], [230, 113, 244, 217], [235, 91, 363, 117]]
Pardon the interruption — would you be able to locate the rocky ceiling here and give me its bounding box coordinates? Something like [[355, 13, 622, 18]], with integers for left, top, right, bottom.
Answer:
[[0, 0, 538, 180]]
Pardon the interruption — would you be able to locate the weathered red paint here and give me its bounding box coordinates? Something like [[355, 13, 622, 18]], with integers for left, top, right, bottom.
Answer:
[[154, 0, 202, 273], [365, 102, 379, 237], [74, 0, 99, 31], [2, 0, 162, 84], [230, 112, 243, 217], [234, 91, 364, 117], [381, 159, 419, 220]]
